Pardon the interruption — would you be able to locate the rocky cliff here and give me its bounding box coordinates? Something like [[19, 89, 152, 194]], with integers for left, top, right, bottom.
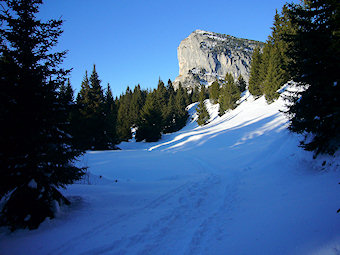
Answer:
[[173, 30, 264, 90]]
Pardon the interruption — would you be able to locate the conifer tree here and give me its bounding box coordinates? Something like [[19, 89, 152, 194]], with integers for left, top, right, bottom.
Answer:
[[209, 80, 220, 104], [73, 71, 92, 149], [258, 43, 271, 91], [248, 46, 263, 98], [162, 94, 177, 133], [262, 45, 286, 103], [135, 91, 163, 142], [174, 83, 189, 130], [167, 79, 175, 98], [284, 0, 340, 156], [0, 0, 85, 230], [236, 74, 247, 93], [116, 87, 133, 141], [219, 73, 241, 116], [104, 83, 118, 147], [129, 84, 145, 127], [197, 85, 210, 126], [191, 85, 200, 103], [88, 65, 107, 149]]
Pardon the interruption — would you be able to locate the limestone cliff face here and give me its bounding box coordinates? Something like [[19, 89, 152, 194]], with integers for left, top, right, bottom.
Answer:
[[173, 30, 264, 89]]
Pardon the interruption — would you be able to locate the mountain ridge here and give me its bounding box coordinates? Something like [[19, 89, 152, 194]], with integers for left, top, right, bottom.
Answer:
[[173, 30, 264, 90]]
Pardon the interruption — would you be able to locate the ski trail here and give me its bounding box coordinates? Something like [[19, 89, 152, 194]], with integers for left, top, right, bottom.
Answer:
[[72, 156, 244, 255], [49, 179, 196, 255], [77, 174, 223, 255]]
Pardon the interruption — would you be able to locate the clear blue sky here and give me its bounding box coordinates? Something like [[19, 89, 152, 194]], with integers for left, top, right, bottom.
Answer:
[[38, 0, 296, 97]]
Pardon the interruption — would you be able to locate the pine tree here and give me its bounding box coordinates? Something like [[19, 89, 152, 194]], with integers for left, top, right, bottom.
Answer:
[[209, 80, 220, 104], [262, 45, 286, 103], [197, 85, 210, 126], [236, 74, 247, 93], [116, 87, 133, 141], [258, 43, 271, 91], [174, 83, 189, 130], [248, 46, 263, 97], [284, 0, 340, 156], [88, 64, 107, 150], [135, 91, 163, 142], [191, 85, 200, 103], [162, 94, 177, 133], [129, 84, 145, 127], [0, 0, 85, 230], [73, 71, 93, 149], [104, 83, 118, 147], [219, 74, 241, 116]]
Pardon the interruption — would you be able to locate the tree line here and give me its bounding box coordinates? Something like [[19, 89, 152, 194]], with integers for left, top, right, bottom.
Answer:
[[67, 68, 193, 148]]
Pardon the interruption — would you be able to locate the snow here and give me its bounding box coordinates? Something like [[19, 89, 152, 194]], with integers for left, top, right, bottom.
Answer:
[[1, 86, 340, 255]]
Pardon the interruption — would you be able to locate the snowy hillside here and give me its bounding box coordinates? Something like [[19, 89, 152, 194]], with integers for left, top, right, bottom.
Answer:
[[1, 86, 340, 255]]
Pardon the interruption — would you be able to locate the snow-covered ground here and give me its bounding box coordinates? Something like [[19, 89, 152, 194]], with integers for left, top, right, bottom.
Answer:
[[1, 88, 340, 255]]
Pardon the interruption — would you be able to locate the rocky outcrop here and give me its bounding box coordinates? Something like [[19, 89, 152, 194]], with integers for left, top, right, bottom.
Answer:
[[173, 30, 264, 90]]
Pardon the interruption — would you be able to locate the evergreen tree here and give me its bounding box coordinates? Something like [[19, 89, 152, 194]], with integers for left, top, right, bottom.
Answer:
[[262, 45, 286, 103], [174, 83, 189, 130], [236, 74, 247, 93], [162, 94, 177, 133], [248, 46, 263, 97], [0, 0, 85, 230], [284, 0, 340, 156], [258, 43, 271, 91], [73, 71, 92, 149], [155, 78, 168, 129], [167, 79, 175, 98], [73, 66, 109, 150], [197, 85, 210, 126], [219, 73, 241, 116], [59, 79, 74, 107], [191, 85, 200, 103], [104, 83, 118, 147], [209, 80, 220, 104], [116, 87, 133, 141], [135, 91, 163, 142], [88, 64, 107, 149], [129, 84, 145, 127]]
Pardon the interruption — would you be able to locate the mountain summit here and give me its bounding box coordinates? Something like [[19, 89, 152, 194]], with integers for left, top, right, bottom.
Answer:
[[173, 30, 264, 89]]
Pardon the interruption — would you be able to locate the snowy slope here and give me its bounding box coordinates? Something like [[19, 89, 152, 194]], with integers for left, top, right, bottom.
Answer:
[[1, 87, 340, 255]]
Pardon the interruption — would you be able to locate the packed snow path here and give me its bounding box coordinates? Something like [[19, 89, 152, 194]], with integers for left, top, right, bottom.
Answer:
[[1, 90, 340, 254]]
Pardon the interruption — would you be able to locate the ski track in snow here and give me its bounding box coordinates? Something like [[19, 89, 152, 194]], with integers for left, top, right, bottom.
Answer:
[[51, 154, 244, 255]]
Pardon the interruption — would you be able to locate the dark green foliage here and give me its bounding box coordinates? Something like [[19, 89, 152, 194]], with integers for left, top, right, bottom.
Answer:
[[197, 85, 210, 126], [219, 74, 241, 116], [0, 0, 85, 230], [174, 83, 190, 130], [116, 87, 133, 141], [135, 92, 163, 142], [191, 86, 200, 103], [262, 45, 286, 103], [258, 44, 271, 90], [209, 80, 220, 104], [129, 84, 146, 127], [248, 46, 263, 97], [104, 84, 118, 147], [284, 0, 340, 156], [249, 7, 295, 103], [236, 75, 247, 93], [73, 66, 113, 150], [162, 81, 188, 134]]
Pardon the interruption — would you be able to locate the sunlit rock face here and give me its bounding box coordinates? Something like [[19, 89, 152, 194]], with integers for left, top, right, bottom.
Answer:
[[173, 30, 264, 90]]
